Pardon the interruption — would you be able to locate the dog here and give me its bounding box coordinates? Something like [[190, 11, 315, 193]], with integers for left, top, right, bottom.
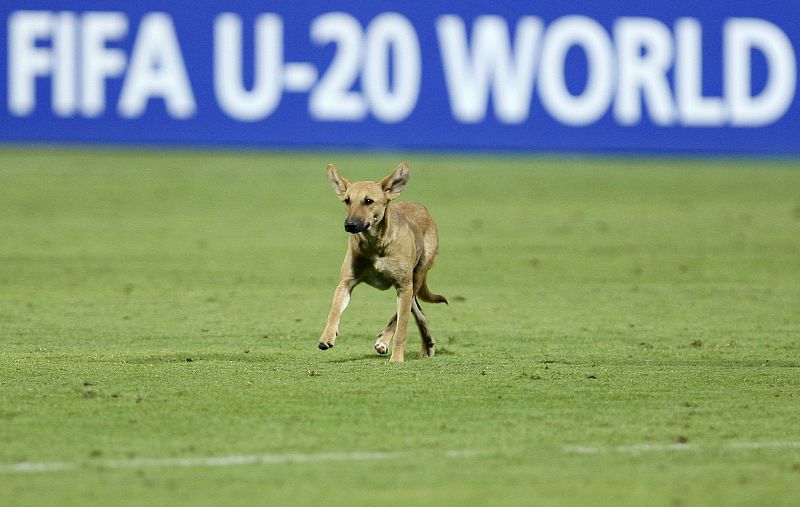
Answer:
[[317, 162, 447, 363]]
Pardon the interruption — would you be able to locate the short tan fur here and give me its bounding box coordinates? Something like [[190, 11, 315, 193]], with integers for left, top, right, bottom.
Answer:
[[318, 162, 447, 363]]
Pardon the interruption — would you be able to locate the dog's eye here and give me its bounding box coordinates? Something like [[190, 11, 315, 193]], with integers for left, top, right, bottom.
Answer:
[[364, 198, 374, 205], [343, 197, 350, 205]]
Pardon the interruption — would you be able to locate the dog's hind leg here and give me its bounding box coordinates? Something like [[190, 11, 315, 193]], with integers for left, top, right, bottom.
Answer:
[[411, 297, 435, 358], [374, 313, 397, 355]]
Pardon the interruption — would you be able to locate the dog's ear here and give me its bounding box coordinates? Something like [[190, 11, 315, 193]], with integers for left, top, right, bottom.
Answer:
[[380, 162, 410, 200], [327, 164, 349, 198]]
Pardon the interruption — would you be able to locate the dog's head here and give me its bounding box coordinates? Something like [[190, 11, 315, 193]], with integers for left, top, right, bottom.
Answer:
[[326, 163, 410, 234]]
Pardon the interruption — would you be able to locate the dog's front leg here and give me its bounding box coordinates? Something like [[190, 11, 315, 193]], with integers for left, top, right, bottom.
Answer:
[[318, 278, 356, 350], [388, 282, 414, 363]]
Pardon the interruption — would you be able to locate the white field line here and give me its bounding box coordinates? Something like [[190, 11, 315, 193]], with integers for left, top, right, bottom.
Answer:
[[563, 443, 695, 455], [726, 441, 800, 450], [3, 442, 798, 475], [562, 441, 800, 455], [0, 449, 482, 475]]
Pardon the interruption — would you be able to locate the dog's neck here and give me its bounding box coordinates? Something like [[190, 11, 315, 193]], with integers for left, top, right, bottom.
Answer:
[[355, 205, 393, 255]]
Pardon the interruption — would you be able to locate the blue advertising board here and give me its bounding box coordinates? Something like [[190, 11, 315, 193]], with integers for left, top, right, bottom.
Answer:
[[1, 1, 798, 154]]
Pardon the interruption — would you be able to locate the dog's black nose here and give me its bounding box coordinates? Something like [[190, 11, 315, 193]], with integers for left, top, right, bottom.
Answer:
[[344, 219, 367, 234]]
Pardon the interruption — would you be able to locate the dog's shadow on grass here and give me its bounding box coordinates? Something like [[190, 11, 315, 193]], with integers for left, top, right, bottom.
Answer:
[[100, 348, 454, 365], [329, 347, 454, 364], [329, 353, 387, 364]]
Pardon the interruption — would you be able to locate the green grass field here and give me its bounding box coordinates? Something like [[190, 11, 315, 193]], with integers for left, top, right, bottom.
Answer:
[[1, 148, 799, 506]]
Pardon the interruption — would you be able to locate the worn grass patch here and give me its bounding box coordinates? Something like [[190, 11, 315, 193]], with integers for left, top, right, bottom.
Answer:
[[1, 148, 799, 506]]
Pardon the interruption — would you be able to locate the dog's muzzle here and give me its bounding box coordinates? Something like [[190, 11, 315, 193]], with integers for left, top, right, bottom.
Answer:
[[344, 218, 369, 234]]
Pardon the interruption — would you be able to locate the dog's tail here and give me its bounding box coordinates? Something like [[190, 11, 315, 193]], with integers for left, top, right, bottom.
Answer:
[[417, 275, 448, 305]]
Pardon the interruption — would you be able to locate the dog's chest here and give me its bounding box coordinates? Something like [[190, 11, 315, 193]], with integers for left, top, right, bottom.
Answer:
[[356, 255, 402, 290]]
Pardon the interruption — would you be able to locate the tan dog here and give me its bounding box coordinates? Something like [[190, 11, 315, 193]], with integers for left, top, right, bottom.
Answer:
[[317, 162, 447, 363]]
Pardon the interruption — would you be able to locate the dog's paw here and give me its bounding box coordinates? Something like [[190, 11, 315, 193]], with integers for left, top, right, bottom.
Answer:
[[318, 341, 334, 350], [374, 342, 388, 355]]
